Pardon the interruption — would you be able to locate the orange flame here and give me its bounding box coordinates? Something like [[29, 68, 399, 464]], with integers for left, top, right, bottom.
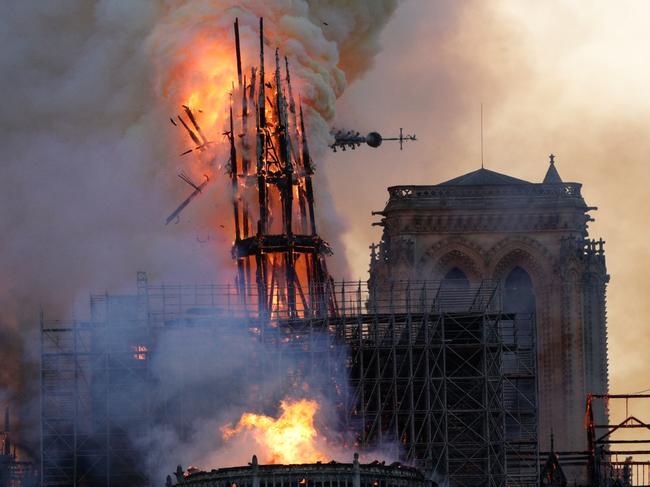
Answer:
[[167, 31, 235, 128], [132, 345, 148, 360], [221, 398, 328, 464], [161, 29, 237, 185]]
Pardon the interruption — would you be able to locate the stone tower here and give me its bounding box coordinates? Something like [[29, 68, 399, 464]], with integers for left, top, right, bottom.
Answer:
[[369, 156, 609, 455]]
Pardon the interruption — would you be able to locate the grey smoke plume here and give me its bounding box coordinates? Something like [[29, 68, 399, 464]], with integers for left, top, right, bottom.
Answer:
[[0, 0, 398, 461], [136, 324, 348, 481]]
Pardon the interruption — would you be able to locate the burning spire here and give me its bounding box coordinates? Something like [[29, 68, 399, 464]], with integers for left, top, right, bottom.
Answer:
[[166, 18, 336, 319], [228, 17, 335, 319], [163, 16, 416, 322]]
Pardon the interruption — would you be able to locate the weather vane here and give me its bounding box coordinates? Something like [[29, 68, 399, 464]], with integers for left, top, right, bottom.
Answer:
[[329, 127, 416, 152]]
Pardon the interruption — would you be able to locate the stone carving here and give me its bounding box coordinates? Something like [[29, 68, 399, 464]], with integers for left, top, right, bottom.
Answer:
[[487, 237, 555, 275], [381, 212, 584, 234], [434, 249, 482, 281], [418, 236, 486, 280], [387, 183, 583, 202]]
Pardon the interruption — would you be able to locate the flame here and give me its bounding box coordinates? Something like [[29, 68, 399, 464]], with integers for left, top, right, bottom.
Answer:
[[162, 29, 237, 184], [221, 398, 328, 464], [158, 19, 323, 316], [132, 345, 148, 360], [168, 32, 234, 126]]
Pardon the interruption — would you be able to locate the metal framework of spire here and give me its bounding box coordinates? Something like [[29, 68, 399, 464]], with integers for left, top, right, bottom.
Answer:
[[227, 18, 334, 319], [165, 18, 337, 318]]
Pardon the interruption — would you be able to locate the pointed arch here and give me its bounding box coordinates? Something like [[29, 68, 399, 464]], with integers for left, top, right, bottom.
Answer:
[[442, 267, 470, 290], [504, 266, 536, 314], [417, 237, 486, 283], [487, 237, 554, 290]]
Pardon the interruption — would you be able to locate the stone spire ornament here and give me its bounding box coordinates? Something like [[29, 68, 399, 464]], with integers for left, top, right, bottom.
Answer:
[[543, 153, 563, 183]]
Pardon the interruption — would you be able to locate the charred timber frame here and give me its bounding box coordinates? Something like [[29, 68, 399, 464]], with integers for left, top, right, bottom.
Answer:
[[229, 18, 333, 320]]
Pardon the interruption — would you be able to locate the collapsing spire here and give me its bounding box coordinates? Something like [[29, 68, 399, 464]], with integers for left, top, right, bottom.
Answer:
[[543, 153, 563, 183], [228, 18, 335, 319], [163, 17, 335, 320]]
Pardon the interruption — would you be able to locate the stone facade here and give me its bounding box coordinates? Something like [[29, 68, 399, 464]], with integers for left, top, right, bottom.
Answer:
[[369, 161, 609, 455]]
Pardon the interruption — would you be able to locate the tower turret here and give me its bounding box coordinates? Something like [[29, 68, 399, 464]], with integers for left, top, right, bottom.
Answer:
[[543, 153, 563, 183]]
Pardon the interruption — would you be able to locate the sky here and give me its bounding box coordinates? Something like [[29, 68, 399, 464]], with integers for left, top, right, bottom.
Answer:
[[325, 0, 650, 417]]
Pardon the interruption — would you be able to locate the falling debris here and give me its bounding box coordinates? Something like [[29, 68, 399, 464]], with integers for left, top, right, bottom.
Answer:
[[165, 174, 210, 225]]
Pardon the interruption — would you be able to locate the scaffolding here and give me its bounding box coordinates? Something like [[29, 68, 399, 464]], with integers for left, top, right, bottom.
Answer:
[[586, 394, 650, 487], [41, 275, 538, 487]]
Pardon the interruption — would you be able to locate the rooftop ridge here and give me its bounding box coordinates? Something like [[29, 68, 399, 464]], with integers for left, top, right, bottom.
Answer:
[[437, 168, 531, 186]]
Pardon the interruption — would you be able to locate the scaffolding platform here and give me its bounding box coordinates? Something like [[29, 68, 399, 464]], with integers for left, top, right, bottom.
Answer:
[[41, 275, 538, 487]]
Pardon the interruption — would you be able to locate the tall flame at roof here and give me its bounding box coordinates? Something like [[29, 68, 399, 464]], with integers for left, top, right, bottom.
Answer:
[[222, 398, 328, 464]]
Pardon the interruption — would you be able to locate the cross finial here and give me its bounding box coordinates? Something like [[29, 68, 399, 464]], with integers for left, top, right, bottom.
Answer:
[[369, 242, 378, 261], [549, 153, 555, 165]]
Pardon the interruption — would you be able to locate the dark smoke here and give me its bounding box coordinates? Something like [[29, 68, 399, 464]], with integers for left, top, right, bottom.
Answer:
[[0, 0, 399, 467]]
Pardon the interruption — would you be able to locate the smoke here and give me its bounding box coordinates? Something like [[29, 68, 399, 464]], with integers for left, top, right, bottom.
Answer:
[[111, 318, 399, 484], [144, 0, 400, 275], [5, 0, 649, 477], [0, 0, 398, 466], [131, 323, 355, 481]]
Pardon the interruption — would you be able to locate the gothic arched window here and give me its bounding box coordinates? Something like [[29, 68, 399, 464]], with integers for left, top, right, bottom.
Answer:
[[439, 267, 470, 311], [502, 266, 536, 429], [442, 267, 470, 290], [504, 266, 535, 314]]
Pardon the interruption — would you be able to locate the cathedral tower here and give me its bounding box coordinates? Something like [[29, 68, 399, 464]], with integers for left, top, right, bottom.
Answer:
[[369, 156, 609, 455]]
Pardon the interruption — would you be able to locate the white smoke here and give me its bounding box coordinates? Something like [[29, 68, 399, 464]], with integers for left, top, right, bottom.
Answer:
[[0, 0, 398, 463]]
